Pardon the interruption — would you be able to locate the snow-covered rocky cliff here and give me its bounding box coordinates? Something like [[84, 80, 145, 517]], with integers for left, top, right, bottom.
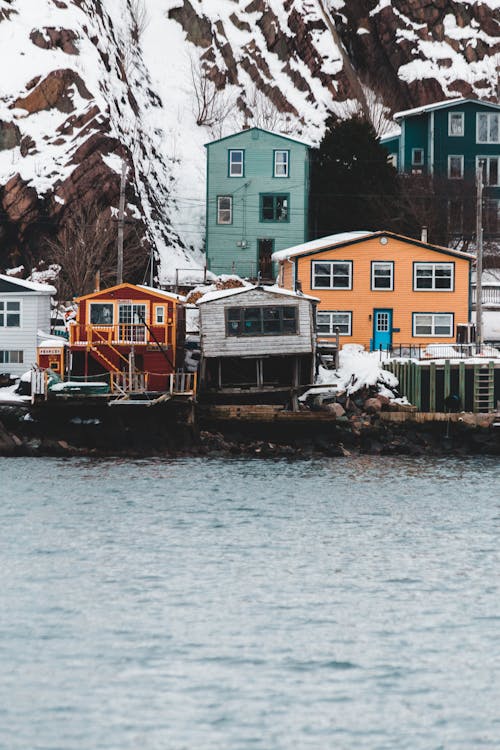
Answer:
[[0, 0, 499, 284]]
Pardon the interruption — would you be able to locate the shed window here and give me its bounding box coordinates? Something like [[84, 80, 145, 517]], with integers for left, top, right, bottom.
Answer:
[[413, 313, 453, 337], [274, 150, 289, 177], [414, 263, 453, 291], [217, 196, 232, 224], [0, 350, 23, 363], [226, 306, 297, 336], [260, 194, 289, 222], [412, 148, 424, 166], [229, 150, 244, 177], [312, 261, 352, 290], [317, 311, 351, 336], [0, 300, 21, 327], [449, 112, 464, 136], [156, 306, 165, 324]]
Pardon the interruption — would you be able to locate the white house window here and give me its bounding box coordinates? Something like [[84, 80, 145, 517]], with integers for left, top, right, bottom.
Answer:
[[156, 306, 165, 324], [414, 263, 454, 291], [312, 261, 352, 289], [412, 148, 424, 166], [317, 311, 352, 336], [413, 313, 453, 337], [448, 155, 464, 179], [274, 150, 289, 177], [477, 112, 500, 144], [449, 112, 464, 136], [0, 300, 21, 327], [229, 150, 244, 177], [217, 195, 232, 224], [478, 156, 500, 186], [0, 350, 23, 363], [371, 262, 394, 290]]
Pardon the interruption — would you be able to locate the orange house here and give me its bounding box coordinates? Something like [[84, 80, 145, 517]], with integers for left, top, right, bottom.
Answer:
[[273, 231, 473, 350], [66, 283, 185, 391]]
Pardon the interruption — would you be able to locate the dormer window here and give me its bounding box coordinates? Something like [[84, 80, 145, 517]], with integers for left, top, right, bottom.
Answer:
[[229, 149, 244, 177], [449, 112, 464, 136]]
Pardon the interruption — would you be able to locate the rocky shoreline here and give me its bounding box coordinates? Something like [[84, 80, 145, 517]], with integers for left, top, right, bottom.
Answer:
[[1, 402, 499, 459]]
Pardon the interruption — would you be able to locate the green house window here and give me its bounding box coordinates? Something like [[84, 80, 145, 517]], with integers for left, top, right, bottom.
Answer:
[[217, 196, 232, 224], [260, 194, 289, 222], [477, 112, 500, 144], [274, 150, 289, 177], [229, 150, 244, 177]]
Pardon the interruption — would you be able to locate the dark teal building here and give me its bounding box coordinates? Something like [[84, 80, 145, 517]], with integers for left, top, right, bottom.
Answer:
[[205, 128, 310, 280], [381, 98, 500, 239]]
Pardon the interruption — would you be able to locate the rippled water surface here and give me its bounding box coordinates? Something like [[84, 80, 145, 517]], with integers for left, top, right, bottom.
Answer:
[[1, 455, 500, 749]]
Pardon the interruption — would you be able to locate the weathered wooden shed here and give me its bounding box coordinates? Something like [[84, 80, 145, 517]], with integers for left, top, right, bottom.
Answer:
[[197, 285, 318, 403]]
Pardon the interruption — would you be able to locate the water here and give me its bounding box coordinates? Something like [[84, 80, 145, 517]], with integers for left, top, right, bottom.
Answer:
[[1, 455, 500, 750]]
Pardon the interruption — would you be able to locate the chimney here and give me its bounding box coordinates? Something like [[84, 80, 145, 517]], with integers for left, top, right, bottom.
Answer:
[[421, 226, 428, 243]]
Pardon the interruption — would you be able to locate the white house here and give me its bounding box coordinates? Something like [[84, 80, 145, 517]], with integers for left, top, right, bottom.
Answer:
[[0, 274, 56, 378]]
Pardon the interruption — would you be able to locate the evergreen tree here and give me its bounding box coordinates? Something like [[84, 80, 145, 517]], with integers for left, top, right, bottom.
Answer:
[[309, 116, 399, 238]]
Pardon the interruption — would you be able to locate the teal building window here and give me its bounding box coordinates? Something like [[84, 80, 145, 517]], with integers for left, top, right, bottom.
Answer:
[[217, 196, 233, 224], [260, 194, 289, 222], [274, 150, 289, 177], [448, 155, 464, 179], [229, 150, 244, 177], [448, 112, 464, 136], [477, 112, 500, 144]]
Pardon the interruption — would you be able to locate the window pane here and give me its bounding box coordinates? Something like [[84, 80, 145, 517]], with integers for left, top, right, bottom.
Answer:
[[317, 313, 331, 333], [6, 313, 20, 327], [434, 315, 452, 335], [478, 113, 488, 142], [415, 266, 432, 288], [230, 150, 243, 176], [490, 158, 499, 186], [449, 156, 462, 179], [218, 196, 232, 224], [262, 195, 274, 220], [275, 151, 288, 176], [415, 315, 432, 335], [332, 262, 351, 288], [276, 196, 288, 221], [313, 263, 332, 287], [435, 265, 452, 288], [450, 113, 463, 135], [373, 263, 392, 288], [490, 114, 499, 143], [331, 313, 350, 334], [6, 301, 20, 311]]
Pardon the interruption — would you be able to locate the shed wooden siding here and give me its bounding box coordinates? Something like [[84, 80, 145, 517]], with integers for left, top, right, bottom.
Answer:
[[199, 289, 315, 358], [0, 291, 52, 376], [278, 235, 471, 348]]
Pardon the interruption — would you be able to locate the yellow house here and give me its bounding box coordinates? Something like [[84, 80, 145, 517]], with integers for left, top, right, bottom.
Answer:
[[273, 231, 474, 350]]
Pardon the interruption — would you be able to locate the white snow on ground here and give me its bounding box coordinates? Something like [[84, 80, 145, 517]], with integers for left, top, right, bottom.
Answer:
[[0, 385, 28, 403], [301, 344, 399, 401]]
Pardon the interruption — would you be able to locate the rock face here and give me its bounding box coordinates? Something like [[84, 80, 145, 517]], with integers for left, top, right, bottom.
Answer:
[[0, 0, 499, 286]]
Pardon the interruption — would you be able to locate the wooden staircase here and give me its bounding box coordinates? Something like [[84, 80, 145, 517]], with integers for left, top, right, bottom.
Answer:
[[473, 362, 495, 413], [89, 345, 121, 373]]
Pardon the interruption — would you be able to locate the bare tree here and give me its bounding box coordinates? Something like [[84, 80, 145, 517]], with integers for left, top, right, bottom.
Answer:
[[44, 200, 148, 301], [245, 85, 298, 134], [129, 0, 149, 43], [190, 56, 235, 129]]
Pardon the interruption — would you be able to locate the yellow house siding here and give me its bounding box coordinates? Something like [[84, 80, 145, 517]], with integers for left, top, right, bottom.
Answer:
[[280, 236, 471, 348]]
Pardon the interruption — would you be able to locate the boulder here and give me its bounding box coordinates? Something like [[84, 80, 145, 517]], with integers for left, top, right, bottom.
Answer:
[[364, 397, 382, 414]]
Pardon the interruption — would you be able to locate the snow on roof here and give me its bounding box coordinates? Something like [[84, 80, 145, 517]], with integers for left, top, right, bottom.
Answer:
[[204, 127, 312, 149], [138, 285, 186, 302], [197, 284, 319, 304], [394, 97, 500, 121], [272, 232, 374, 261], [0, 274, 56, 294], [380, 128, 401, 142]]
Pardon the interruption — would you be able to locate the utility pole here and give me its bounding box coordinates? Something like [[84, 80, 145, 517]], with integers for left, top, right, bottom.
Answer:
[[117, 160, 127, 285], [476, 161, 484, 352]]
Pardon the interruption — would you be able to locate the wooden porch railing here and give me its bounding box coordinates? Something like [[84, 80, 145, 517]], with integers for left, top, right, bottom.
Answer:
[[69, 323, 173, 346], [169, 372, 197, 395]]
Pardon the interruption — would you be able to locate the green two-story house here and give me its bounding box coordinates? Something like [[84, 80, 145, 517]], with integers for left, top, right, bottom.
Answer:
[[205, 128, 311, 280], [381, 98, 500, 239]]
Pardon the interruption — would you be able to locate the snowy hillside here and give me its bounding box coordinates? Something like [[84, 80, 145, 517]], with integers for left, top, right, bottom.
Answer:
[[0, 0, 499, 286]]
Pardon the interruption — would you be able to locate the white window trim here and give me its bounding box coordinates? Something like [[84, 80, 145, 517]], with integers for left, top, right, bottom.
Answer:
[[414, 263, 454, 291], [229, 149, 244, 177], [316, 310, 352, 336], [413, 313, 454, 337], [155, 306, 165, 324], [217, 195, 232, 225], [274, 150, 289, 178], [0, 298, 22, 329], [311, 261, 353, 290], [448, 112, 464, 137], [476, 112, 500, 144], [447, 154, 464, 179], [412, 148, 424, 166], [371, 261, 394, 291]]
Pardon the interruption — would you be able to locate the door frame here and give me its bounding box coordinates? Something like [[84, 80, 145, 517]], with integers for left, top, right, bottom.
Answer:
[[372, 308, 393, 351], [257, 238, 275, 280]]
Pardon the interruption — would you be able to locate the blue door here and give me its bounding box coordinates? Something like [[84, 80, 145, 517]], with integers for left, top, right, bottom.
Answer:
[[372, 309, 393, 350]]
